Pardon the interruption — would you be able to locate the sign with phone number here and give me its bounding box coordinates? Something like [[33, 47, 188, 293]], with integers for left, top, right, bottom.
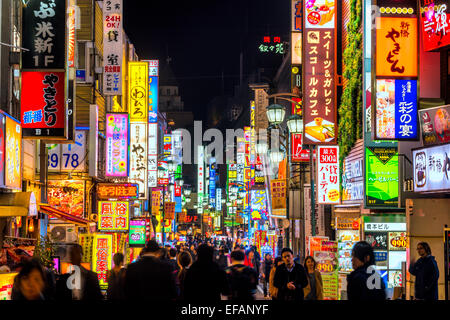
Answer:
[[47, 130, 87, 172]]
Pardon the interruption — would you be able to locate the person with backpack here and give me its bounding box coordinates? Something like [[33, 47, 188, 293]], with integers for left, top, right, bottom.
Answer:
[[225, 250, 258, 301], [106, 253, 126, 300]]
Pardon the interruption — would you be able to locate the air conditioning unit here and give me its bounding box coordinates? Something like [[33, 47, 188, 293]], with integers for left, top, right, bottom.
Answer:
[[49, 224, 78, 243]]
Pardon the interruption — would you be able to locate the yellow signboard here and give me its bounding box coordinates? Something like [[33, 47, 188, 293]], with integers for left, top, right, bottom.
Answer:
[[128, 61, 148, 122], [92, 234, 113, 290]]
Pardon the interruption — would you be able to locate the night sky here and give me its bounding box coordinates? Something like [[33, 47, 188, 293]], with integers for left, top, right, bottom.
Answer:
[[123, 0, 289, 121]]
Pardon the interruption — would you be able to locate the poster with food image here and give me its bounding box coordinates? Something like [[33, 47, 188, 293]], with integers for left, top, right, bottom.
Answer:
[[304, 0, 335, 28], [365, 232, 388, 250], [376, 79, 396, 139], [305, 118, 336, 143], [389, 270, 403, 288], [47, 180, 85, 217], [388, 232, 407, 251], [419, 105, 450, 146]]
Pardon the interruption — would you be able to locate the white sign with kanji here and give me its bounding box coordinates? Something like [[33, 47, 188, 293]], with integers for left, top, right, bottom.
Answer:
[[317, 146, 340, 204]]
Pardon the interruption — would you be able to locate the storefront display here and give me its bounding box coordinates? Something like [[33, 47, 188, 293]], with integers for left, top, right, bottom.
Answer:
[[47, 180, 85, 217], [314, 240, 339, 300]]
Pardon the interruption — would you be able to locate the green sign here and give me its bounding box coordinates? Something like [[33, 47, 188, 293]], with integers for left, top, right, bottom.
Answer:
[[365, 147, 399, 208], [129, 219, 146, 247]]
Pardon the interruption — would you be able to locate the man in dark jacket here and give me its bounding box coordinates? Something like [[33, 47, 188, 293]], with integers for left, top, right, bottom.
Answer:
[[409, 242, 439, 300], [347, 241, 386, 301], [273, 248, 308, 301], [225, 250, 258, 300], [124, 240, 177, 300], [183, 244, 229, 301], [55, 244, 103, 300]]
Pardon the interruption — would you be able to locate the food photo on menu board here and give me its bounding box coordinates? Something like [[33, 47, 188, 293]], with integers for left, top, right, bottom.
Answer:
[[305, 117, 335, 143], [419, 105, 450, 146], [305, 0, 336, 28], [376, 79, 396, 139]]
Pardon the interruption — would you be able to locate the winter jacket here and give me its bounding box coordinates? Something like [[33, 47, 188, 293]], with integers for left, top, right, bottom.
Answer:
[[303, 270, 324, 300], [409, 255, 439, 300], [347, 264, 386, 301], [268, 267, 278, 299], [225, 264, 258, 300], [273, 262, 309, 301]]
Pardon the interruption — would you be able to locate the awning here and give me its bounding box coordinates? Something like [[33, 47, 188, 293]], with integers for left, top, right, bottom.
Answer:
[[39, 204, 90, 226], [0, 192, 38, 217]]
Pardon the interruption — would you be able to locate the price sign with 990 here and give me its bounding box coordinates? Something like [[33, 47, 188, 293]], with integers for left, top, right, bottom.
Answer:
[[47, 130, 87, 172]]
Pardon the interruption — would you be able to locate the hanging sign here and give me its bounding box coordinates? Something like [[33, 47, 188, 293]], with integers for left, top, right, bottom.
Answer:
[[4, 115, 22, 189], [317, 146, 340, 204], [419, 105, 450, 146], [128, 62, 148, 122], [92, 234, 113, 290], [105, 113, 128, 177], [413, 143, 450, 192], [98, 201, 129, 232], [420, 0, 450, 52], [164, 202, 175, 220], [270, 179, 287, 217], [129, 123, 148, 199], [142, 60, 159, 123], [0, 113, 5, 188], [129, 219, 146, 247], [148, 123, 158, 187], [97, 183, 138, 200]]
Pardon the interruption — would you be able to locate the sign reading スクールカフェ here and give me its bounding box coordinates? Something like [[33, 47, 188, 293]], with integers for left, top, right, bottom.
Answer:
[[317, 146, 340, 204], [103, 0, 123, 95], [21, 71, 66, 138], [22, 0, 66, 69]]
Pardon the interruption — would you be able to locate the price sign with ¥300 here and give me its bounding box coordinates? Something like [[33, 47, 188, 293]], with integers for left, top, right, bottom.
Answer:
[[317, 261, 335, 273], [389, 232, 407, 251]]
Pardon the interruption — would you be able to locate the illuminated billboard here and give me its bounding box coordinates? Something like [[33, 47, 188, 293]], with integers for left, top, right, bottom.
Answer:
[[317, 146, 340, 204], [105, 113, 128, 177], [413, 143, 450, 193], [128, 62, 148, 122], [4, 115, 22, 189], [129, 123, 148, 199], [98, 201, 129, 232]]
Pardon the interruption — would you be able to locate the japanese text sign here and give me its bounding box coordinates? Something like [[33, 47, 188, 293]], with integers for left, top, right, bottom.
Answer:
[[151, 190, 161, 215], [21, 71, 66, 138], [420, 0, 450, 52], [198, 146, 204, 214], [148, 123, 158, 187], [317, 146, 340, 204], [375, 79, 418, 140], [365, 147, 399, 208], [291, 133, 310, 162], [376, 17, 418, 77], [270, 179, 287, 217], [303, 29, 337, 144], [103, 0, 123, 95], [292, 0, 303, 32], [129, 123, 148, 199], [97, 183, 138, 199], [5, 115, 22, 189], [413, 143, 450, 192], [92, 234, 112, 290], [128, 62, 148, 122], [98, 201, 129, 232], [105, 113, 128, 177], [251, 190, 268, 221], [164, 202, 175, 220], [22, 0, 66, 69], [0, 113, 5, 188], [129, 219, 146, 247], [47, 131, 87, 172], [48, 180, 84, 217], [142, 60, 159, 123], [291, 32, 303, 65], [419, 105, 450, 146]]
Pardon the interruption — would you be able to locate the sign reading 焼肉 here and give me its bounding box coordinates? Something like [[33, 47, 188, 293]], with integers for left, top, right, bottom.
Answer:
[[317, 146, 339, 204], [98, 201, 129, 232], [105, 113, 128, 177]]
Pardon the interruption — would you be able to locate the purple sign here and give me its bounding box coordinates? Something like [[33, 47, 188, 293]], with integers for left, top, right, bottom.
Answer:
[[106, 113, 128, 177], [395, 80, 418, 139]]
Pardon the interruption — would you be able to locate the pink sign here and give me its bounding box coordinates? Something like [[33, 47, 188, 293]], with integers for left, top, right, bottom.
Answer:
[[106, 113, 128, 177]]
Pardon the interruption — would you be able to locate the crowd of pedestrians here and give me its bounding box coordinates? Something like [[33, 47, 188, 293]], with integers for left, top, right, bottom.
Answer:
[[8, 238, 440, 301]]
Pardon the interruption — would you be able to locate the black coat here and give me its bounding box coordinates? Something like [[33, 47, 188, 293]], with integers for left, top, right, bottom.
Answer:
[[347, 265, 386, 301], [273, 262, 308, 301], [124, 255, 177, 300], [55, 266, 103, 301], [409, 255, 439, 300], [183, 260, 229, 301]]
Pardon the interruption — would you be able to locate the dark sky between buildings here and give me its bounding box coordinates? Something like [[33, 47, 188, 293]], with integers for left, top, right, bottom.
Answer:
[[123, 0, 289, 121]]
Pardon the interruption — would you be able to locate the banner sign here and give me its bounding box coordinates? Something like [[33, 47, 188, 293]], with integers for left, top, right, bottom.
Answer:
[[420, 0, 450, 52], [22, 0, 66, 69], [251, 190, 268, 221], [292, 32, 303, 66], [4, 115, 22, 189], [0, 113, 5, 188], [21, 71, 66, 138], [419, 105, 450, 146], [148, 123, 158, 187], [375, 79, 418, 140], [164, 202, 175, 220], [198, 146, 204, 214], [103, 0, 123, 95], [97, 183, 138, 199], [216, 188, 222, 212], [105, 113, 128, 177], [365, 147, 399, 207], [98, 201, 129, 232], [129, 123, 148, 199], [317, 146, 340, 204], [303, 27, 337, 144], [413, 143, 450, 192], [143, 60, 159, 123], [292, 0, 303, 31], [151, 190, 161, 215], [129, 219, 146, 247], [291, 133, 310, 162], [47, 130, 87, 172], [128, 62, 148, 122], [270, 179, 287, 217], [93, 234, 112, 290], [89, 105, 99, 177]]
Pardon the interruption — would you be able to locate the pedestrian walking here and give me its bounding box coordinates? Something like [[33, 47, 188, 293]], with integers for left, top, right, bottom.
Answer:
[[303, 256, 324, 300], [347, 241, 386, 300], [124, 240, 177, 300], [269, 257, 283, 300], [216, 248, 229, 270], [225, 250, 258, 301], [177, 251, 192, 299], [11, 259, 47, 300], [261, 253, 273, 298], [55, 244, 103, 300], [409, 242, 439, 300], [183, 244, 229, 301], [168, 248, 180, 273], [273, 248, 309, 301], [106, 253, 126, 300]]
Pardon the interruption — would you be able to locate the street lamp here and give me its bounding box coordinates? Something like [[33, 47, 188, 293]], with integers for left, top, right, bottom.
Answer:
[[266, 104, 286, 125], [268, 149, 285, 164], [287, 114, 303, 134], [256, 141, 268, 154]]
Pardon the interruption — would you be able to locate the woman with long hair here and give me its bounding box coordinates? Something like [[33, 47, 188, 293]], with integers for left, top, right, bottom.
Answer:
[[11, 259, 47, 300], [303, 256, 324, 300]]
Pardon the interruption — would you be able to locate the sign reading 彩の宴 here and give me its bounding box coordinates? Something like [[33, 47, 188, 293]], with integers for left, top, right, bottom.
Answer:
[[103, 0, 123, 95], [22, 0, 66, 69], [129, 123, 148, 199], [98, 201, 129, 232], [317, 146, 340, 204], [128, 62, 148, 122], [303, 1, 337, 145], [105, 113, 128, 177], [21, 71, 66, 138]]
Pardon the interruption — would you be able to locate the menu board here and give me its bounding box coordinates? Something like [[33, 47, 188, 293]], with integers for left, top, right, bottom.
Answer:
[[314, 248, 339, 300], [419, 105, 450, 146]]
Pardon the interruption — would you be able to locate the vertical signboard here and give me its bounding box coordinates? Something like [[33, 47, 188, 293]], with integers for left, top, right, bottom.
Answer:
[[420, 0, 450, 52], [89, 105, 99, 177], [143, 60, 159, 123], [303, 1, 337, 144], [21, 71, 66, 138], [129, 123, 148, 199], [93, 234, 112, 290], [103, 0, 123, 95], [105, 113, 128, 177], [216, 188, 222, 212], [5, 115, 22, 189], [0, 113, 5, 188], [22, 0, 66, 69], [198, 145, 204, 214], [270, 179, 287, 218], [129, 219, 146, 247], [413, 143, 450, 193], [128, 62, 148, 122], [148, 123, 158, 187], [317, 146, 340, 204]]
